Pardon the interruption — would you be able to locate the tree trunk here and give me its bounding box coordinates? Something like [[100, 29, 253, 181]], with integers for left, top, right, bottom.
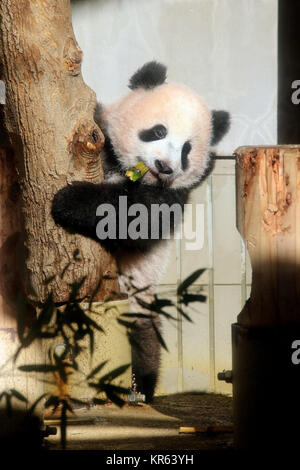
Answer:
[[0, 0, 119, 304]]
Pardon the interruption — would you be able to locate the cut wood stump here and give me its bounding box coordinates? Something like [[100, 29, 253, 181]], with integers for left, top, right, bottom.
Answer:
[[236, 146, 300, 327], [234, 145, 300, 450]]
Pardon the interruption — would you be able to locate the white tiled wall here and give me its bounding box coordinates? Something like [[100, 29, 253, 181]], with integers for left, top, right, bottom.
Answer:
[[159, 160, 250, 395], [72, 0, 278, 395]]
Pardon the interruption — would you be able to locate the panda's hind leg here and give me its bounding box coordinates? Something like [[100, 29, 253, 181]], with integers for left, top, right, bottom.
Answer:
[[131, 314, 161, 403], [118, 243, 171, 403]]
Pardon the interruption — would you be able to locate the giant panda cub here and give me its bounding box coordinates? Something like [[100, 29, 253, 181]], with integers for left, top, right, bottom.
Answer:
[[52, 61, 230, 402]]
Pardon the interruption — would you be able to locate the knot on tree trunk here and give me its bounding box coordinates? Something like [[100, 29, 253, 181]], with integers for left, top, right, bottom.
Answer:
[[63, 37, 83, 76], [68, 122, 105, 182]]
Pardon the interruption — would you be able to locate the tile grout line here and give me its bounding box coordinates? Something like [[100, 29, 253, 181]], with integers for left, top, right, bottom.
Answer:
[[176, 236, 183, 393], [207, 174, 216, 393]]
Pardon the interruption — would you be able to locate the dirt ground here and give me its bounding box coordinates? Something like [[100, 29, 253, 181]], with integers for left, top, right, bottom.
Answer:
[[45, 392, 233, 450]]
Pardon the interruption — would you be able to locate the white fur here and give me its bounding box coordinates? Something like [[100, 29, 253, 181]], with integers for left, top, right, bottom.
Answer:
[[118, 241, 171, 311], [100, 82, 212, 190], [99, 80, 212, 307]]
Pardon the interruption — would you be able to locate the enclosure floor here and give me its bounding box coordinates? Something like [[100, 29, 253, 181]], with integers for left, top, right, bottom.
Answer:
[[45, 393, 233, 450]]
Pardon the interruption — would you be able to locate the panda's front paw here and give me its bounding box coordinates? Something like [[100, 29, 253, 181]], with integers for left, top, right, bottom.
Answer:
[[51, 181, 100, 235], [51, 185, 75, 228], [51, 182, 91, 229]]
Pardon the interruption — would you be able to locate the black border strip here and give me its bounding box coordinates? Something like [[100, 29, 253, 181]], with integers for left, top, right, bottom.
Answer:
[[278, 0, 300, 144]]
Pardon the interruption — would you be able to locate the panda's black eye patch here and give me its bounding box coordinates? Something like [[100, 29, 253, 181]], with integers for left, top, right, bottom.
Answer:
[[181, 141, 192, 170], [139, 124, 167, 142]]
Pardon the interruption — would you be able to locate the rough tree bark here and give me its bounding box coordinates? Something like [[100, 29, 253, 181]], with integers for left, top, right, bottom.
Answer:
[[0, 0, 119, 304]]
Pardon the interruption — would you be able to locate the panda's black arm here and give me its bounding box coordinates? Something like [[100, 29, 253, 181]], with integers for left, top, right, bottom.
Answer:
[[51, 180, 189, 252]]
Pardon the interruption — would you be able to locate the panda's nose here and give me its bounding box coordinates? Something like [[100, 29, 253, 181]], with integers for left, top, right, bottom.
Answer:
[[155, 159, 173, 175]]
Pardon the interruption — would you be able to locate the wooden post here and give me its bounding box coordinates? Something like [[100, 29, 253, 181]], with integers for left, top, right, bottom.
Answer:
[[233, 146, 300, 450], [236, 146, 300, 327]]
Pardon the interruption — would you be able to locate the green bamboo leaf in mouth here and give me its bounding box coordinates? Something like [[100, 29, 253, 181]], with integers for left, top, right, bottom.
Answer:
[[125, 161, 149, 181]]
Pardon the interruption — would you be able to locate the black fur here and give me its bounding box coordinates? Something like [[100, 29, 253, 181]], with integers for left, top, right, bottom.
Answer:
[[211, 110, 230, 145], [128, 61, 167, 90], [130, 314, 161, 403], [51, 180, 189, 253], [53, 63, 230, 402], [139, 124, 167, 142], [181, 141, 191, 170], [51, 179, 189, 403], [102, 135, 122, 171]]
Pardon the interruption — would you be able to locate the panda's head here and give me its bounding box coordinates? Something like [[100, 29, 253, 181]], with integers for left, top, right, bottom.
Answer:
[[100, 62, 230, 188]]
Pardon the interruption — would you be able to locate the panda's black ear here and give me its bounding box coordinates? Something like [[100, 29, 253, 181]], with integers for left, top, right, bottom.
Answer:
[[129, 61, 167, 90], [211, 110, 230, 145]]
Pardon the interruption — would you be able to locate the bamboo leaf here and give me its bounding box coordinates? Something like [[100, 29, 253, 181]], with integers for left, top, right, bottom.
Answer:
[[28, 393, 48, 414], [18, 364, 58, 373], [45, 395, 60, 409], [152, 321, 168, 352], [9, 389, 28, 403], [103, 383, 129, 395], [177, 268, 206, 295], [181, 293, 207, 305], [92, 397, 107, 405], [69, 397, 88, 407], [117, 318, 134, 329], [99, 364, 130, 383], [176, 306, 193, 323], [103, 387, 125, 408], [86, 360, 109, 380]]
